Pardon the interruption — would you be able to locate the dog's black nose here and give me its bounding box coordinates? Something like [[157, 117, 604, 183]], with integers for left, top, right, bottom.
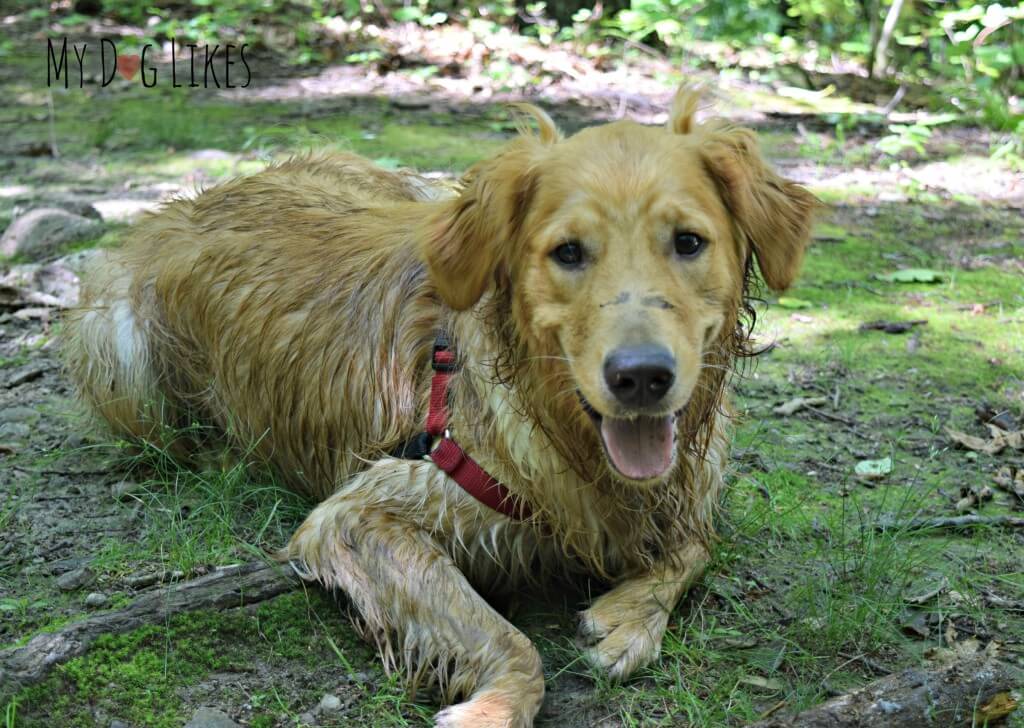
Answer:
[[603, 345, 676, 408]]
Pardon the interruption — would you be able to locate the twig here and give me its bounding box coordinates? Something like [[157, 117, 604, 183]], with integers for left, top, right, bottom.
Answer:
[[881, 84, 906, 118], [876, 514, 1024, 533], [0, 560, 300, 695], [804, 406, 856, 427]]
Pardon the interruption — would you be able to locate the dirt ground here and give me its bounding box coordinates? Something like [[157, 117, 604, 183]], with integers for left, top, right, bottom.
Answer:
[[2, 14, 1024, 728]]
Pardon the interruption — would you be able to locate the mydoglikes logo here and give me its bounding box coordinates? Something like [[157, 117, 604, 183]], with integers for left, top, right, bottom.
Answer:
[[47, 38, 252, 88]]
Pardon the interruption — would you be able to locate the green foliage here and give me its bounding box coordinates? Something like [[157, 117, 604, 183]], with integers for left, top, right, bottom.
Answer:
[[874, 115, 955, 159], [11, 592, 368, 728], [76, 0, 1023, 132], [4, 697, 17, 728]]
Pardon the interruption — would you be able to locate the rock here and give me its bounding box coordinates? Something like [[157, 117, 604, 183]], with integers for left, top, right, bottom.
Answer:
[[85, 591, 108, 607], [0, 406, 39, 425], [56, 566, 95, 591], [109, 720, 132, 728], [184, 708, 239, 728], [36, 260, 83, 306], [1, 208, 105, 260], [189, 149, 233, 161], [13, 198, 102, 221], [317, 694, 342, 713], [4, 362, 49, 387], [92, 199, 160, 223], [297, 712, 316, 726], [0, 422, 31, 442], [54, 248, 103, 275]]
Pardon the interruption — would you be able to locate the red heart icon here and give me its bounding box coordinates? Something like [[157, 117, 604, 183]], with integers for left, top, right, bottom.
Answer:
[[117, 54, 140, 80]]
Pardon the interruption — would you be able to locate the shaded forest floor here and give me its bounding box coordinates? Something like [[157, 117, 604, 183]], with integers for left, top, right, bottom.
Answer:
[[2, 16, 1024, 728]]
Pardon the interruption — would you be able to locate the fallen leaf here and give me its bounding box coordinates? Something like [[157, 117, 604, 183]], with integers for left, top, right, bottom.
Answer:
[[945, 427, 1024, 455], [772, 396, 827, 416], [860, 319, 928, 334], [739, 675, 785, 691], [777, 297, 813, 309], [855, 457, 893, 481], [12, 307, 51, 321], [878, 268, 943, 283], [722, 635, 759, 649], [955, 485, 990, 513], [976, 692, 1018, 723], [904, 577, 948, 605], [992, 467, 1024, 503], [901, 611, 932, 638], [956, 492, 977, 512], [976, 404, 1018, 432]]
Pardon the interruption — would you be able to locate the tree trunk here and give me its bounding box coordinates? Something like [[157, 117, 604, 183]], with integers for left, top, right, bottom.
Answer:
[[871, 0, 907, 78], [746, 653, 1021, 727], [0, 561, 300, 698]]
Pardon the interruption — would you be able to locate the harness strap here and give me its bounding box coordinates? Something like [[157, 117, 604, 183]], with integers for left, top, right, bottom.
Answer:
[[392, 333, 531, 521]]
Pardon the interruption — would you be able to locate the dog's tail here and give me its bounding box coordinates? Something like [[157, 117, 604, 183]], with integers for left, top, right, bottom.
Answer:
[[62, 251, 170, 444]]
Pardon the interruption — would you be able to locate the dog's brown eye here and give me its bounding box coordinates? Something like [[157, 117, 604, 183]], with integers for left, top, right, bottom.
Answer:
[[673, 231, 705, 257], [552, 241, 584, 268]]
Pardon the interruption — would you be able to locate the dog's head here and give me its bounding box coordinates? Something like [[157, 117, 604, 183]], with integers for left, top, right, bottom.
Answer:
[[422, 87, 817, 485]]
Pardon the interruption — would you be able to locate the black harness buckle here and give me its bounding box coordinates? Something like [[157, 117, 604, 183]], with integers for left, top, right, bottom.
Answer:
[[431, 331, 457, 373]]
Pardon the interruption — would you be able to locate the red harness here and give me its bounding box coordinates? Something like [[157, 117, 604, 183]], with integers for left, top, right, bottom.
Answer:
[[393, 334, 531, 521]]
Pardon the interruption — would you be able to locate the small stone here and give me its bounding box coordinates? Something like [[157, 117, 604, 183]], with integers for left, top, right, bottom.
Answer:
[[85, 592, 108, 608], [297, 713, 316, 726], [91, 199, 160, 223], [183, 707, 239, 728], [56, 566, 95, 591], [109, 720, 131, 728], [0, 423, 30, 442], [125, 571, 161, 589], [1, 207, 105, 260], [317, 694, 342, 713], [0, 406, 39, 425], [189, 149, 232, 161]]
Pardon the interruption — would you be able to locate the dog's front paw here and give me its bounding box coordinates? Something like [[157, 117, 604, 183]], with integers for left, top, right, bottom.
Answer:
[[576, 599, 671, 681]]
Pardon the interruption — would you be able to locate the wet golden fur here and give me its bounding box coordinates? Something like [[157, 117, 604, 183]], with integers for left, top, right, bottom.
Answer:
[[63, 88, 816, 727]]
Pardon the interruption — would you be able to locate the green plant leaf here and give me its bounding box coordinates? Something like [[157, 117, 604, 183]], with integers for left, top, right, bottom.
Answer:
[[878, 268, 943, 283], [777, 297, 813, 309], [855, 457, 893, 480]]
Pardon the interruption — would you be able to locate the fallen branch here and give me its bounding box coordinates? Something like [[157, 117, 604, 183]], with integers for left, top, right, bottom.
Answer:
[[0, 560, 299, 696], [745, 653, 1021, 728], [877, 514, 1024, 533]]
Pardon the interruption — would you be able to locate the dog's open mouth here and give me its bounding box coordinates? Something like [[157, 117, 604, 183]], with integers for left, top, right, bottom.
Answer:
[[579, 395, 678, 481]]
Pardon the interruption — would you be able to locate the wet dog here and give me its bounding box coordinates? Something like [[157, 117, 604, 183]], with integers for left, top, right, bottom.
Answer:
[[64, 87, 816, 727]]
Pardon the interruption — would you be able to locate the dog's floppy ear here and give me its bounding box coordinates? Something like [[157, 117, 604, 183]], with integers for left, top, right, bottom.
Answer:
[[669, 87, 818, 291], [421, 106, 557, 310]]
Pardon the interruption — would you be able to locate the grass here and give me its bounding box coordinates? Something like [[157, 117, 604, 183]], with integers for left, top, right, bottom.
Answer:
[[2, 46, 1023, 726]]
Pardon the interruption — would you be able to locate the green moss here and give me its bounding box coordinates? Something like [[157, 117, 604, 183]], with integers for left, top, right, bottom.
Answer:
[[12, 591, 374, 727]]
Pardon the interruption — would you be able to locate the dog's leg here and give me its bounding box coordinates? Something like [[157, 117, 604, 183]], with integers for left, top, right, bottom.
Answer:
[[287, 461, 544, 728], [576, 541, 708, 680]]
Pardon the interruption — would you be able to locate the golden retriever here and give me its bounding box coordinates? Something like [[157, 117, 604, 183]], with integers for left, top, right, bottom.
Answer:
[[63, 87, 816, 727]]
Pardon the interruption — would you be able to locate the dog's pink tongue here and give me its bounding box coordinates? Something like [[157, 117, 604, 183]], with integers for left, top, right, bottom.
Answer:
[[600, 416, 675, 480]]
